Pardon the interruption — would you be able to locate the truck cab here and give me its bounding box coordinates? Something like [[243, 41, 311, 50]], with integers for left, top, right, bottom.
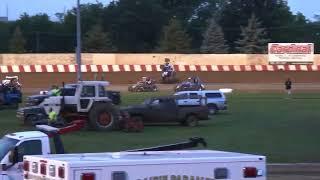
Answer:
[[0, 122, 84, 180], [0, 131, 51, 180]]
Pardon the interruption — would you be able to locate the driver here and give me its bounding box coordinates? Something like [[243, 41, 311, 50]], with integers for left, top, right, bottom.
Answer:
[[145, 77, 153, 85], [193, 76, 200, 84], [163, 58, 173, 72], [186, 77, 193, 85]]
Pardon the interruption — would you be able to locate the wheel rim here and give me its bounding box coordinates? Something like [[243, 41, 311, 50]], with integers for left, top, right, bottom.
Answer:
[[98, 112, 112, 127], [209, 107, 216, 114]]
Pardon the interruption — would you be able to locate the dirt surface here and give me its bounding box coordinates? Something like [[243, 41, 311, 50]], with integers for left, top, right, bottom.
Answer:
[[22, 83, 320, 94], [2, 71, 320, 91]]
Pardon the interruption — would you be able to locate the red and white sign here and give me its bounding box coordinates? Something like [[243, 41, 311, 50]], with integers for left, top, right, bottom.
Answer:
[[268, 43, 314, 64]]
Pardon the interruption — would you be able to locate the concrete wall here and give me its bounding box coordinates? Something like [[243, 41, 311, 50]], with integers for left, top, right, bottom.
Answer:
[[0, 53, 319, 65]]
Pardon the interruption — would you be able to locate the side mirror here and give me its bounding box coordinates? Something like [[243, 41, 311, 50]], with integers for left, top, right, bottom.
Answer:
[[8, 148, 18, 164]]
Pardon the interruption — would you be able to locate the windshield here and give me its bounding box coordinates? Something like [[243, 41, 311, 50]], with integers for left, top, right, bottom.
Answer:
[[0, 137, 18, 161]]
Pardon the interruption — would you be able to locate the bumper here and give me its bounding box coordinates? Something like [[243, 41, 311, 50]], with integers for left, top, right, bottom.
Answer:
[[16, 111, 25, 120]]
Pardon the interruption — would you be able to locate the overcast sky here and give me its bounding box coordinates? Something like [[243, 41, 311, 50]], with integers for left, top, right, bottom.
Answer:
[[0, 0, 319, 21]]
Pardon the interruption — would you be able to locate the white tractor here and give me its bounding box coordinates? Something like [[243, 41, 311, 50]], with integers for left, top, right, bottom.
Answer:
[[18, 81, 120, 131]]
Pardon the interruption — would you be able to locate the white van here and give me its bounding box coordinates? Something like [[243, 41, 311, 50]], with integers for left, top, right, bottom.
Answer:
[[23, 150, 266, 180], [174, 90, 227, 114]]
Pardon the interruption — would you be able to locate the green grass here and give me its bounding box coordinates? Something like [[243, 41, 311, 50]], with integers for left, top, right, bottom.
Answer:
[[1, 92, 320, 163]]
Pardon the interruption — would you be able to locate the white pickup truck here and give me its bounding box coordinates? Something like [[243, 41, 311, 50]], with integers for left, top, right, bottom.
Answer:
[[0, 121, 207, 180], [0, 121, 85, 180], [23, 150, 266, 180]]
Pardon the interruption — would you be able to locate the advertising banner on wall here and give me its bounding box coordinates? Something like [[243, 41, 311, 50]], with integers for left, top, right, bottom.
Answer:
[[268, 43, 314, 64]]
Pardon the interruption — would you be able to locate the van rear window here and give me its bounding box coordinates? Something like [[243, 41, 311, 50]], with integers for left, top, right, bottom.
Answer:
[[205, 93, 222, 98]]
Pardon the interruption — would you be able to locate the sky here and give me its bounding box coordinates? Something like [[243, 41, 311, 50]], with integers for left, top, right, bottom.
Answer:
[[0, 0, 319, 21]]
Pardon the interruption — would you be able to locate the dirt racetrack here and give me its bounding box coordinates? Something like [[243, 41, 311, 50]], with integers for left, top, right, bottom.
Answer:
[[1, 71, 320, 92]]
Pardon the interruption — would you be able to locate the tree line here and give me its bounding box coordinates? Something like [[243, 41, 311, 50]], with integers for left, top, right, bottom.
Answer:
[[2, 0, 320, 54]]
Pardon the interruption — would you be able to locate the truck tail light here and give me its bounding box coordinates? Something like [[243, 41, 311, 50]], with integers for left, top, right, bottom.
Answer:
[[58, 167, 65, 178], [243, 167, 258, 178], [40, 163, 47, 175], [82, 173, 95, 180], [23, 161, 30, 171]]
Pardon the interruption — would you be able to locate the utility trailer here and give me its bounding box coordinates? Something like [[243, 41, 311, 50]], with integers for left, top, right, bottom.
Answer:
[[23, 150, 266, 180]]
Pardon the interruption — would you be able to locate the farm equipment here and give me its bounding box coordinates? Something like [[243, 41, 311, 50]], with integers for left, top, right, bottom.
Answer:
[[0, 76, 22, 109], [128, 77, 158, 92], [25, 84, 121, 107], [17, 81, 120, 131]]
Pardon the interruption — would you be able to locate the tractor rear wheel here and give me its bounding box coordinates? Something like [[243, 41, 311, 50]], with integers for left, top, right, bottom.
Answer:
[[88, 102, 119, 131]]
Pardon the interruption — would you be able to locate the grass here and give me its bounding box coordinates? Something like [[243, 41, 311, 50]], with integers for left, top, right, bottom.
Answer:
[[1, 92, 320, 163]]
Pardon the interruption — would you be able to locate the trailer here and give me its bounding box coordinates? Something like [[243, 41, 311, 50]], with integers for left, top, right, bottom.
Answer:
[[23, 150, 266, 180]]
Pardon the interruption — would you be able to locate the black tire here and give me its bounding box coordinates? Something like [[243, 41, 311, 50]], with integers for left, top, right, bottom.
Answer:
[[184, 115, 199, 127], [136, 87, 144, 92], [208, 104, 218, 115], [88, 102, 119, 131], [152, 86, 158, 92]]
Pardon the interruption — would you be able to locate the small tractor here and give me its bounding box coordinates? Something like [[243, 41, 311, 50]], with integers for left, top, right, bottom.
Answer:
[[17, 81, 120, 131]]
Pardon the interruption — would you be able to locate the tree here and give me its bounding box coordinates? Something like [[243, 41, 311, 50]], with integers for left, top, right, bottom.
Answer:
[[200, 18, 229, 53], [158, 18, 192, 53], [9, 26, 26, 53], [83, 24, 116, 52], [0, 22, 11, 52], [101, 0, 167, 52], [235, 14, 270, 53], [219, 0, 301, 52]]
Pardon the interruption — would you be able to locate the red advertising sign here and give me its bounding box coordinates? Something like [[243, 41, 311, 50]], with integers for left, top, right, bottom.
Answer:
[[268, 43, 314, 64]]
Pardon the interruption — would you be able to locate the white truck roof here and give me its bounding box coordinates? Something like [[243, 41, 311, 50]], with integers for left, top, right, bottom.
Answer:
[[6, 131, 47, 140], [78, 81, 110, 86], [26, 150, 265, 167]]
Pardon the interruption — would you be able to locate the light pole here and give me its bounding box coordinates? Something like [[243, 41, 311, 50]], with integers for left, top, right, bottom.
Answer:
[[76, 0, 82, 81]]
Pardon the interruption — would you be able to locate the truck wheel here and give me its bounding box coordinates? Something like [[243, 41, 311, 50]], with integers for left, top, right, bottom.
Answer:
[[208, 104, 218, 115], [185, 115, 199, 127], [89, 103, 119, 131]]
